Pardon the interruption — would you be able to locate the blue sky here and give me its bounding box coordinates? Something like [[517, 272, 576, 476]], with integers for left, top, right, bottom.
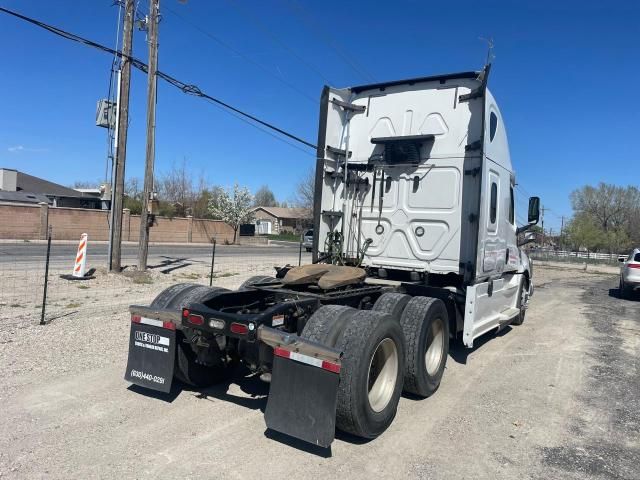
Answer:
[[1, 0, 638, 232]]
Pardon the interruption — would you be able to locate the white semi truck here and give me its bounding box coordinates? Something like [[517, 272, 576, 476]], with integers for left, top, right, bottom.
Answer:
[[125, 65, 540, 448]]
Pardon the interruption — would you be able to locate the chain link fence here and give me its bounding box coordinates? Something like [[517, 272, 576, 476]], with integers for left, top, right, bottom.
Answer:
[[528, 248, 623, 266], [0, 229, 311, 326]]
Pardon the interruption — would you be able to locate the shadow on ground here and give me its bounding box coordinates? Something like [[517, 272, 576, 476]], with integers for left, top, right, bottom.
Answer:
[[608, 287, 640, 302], [448, 325, 514, 365]]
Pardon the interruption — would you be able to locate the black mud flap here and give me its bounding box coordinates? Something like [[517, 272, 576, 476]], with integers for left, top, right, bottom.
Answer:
[[124, 322, 176, 393], [264, 355, 340, 448]]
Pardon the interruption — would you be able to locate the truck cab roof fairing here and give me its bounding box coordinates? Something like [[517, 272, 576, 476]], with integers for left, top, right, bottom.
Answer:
[[348, 71, 481, 94]]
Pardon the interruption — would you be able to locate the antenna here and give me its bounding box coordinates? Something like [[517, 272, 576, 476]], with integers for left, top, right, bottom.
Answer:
[[478, 36, 495, 66]]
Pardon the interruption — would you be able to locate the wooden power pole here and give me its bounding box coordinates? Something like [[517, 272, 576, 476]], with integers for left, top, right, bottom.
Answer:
[[109, 0, 135, 272], [138, 0, 160, 271]]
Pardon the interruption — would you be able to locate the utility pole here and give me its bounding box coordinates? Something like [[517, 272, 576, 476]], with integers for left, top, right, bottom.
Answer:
[[109, 0, 135, 272], [540, 206, 546, 247], [137, 0, 160, 271], [560, 215, 565, 251]]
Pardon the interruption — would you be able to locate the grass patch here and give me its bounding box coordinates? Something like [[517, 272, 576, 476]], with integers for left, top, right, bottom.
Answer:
[[66, 302, 82, 309], [123, 270, 154, 285], [179, 272, 201, 280], [209, 272, 239, 279], [132, 275, 154, 285], [76, 285, 90, 290], [267, 233, 301, 242]]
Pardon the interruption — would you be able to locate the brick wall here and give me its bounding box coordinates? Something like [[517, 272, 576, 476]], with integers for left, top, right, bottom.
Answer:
[[49, 206, 110, 240], [0, 203, 42, 239], [0, 203, 236, 243]]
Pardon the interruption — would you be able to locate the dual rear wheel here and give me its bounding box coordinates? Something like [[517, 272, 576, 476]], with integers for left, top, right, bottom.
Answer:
[[301, 293, 449, 439]]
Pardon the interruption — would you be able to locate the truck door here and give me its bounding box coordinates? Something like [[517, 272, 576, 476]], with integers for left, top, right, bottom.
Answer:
[[476, 95, 513, 281], [479, 168, 507, 276]]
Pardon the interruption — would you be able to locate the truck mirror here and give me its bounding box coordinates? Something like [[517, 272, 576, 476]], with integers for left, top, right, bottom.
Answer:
[[528, 197, 540, 224]]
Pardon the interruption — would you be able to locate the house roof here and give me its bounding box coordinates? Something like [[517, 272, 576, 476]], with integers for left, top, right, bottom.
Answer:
[[253, 206, 311, 219], [0, 191, 51, 204], [15, 171, 85, 197]]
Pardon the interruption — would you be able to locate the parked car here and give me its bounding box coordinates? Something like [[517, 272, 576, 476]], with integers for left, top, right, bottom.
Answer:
[[302, 229, 313, 252], [619, 248, 640, 299]]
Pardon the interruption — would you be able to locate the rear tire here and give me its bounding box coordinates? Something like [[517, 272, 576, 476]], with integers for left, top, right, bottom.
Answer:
[[150, 283, 231, 387], [372, 292, 411, 320], [334, 310, 405, 439], [400, 297, 449, 397], [620, 277, 630, 299], [239, 275, 274, 289], [301, 305, 357, 347]]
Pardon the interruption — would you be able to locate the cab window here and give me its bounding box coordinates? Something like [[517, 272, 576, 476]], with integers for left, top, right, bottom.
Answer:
[[490, 182, 498, 224], [509, 186, 515, 225]]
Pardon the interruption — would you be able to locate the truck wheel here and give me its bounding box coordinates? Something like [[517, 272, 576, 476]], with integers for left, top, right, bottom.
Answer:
[[301, 305, 357, 347], [334, 310, 405, 439], [150, 283, 200, 310], [372, 292, 411, 320], [512, 278, 529, 325], [239, 275, 274, 289], [400, 297, 449, 397], [150, 283, 231, 387]]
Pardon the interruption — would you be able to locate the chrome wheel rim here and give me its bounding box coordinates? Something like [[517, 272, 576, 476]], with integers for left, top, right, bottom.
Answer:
[[425, 319, 444, 376], [367, 338, 399, 413]]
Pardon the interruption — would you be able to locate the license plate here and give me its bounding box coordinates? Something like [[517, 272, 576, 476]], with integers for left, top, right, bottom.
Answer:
[[124, 322, 175, 393]]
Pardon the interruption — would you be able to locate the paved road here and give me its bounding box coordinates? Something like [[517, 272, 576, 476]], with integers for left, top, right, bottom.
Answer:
[[0, 242, 304, 266], [1, 266, 637, 478]]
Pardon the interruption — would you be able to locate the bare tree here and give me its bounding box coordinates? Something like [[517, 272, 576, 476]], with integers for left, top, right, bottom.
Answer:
[[123, 177, 143, 214], [254, 185, 278, 207], [157, 160, 194, 216], [294, 167, 315, 212], [71, 180, 101, 189], [570, 183, 640, 252]]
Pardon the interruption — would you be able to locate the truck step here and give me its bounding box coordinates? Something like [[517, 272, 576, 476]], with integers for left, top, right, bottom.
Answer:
[[498, 307, 520, 321]]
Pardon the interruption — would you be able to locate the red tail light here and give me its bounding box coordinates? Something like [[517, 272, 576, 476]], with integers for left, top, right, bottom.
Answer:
[[230, 322, 249, 335], [629, 264, 640, 269], [188, 314, 204, 325]]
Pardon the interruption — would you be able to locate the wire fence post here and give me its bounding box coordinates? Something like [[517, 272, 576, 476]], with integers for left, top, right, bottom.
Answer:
[[209, 238, 216, 286], [40, 226, 52, 325], [298, 233, 303, 266]]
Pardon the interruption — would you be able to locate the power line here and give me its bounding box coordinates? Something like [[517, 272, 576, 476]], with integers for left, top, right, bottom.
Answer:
[[162, 3, 318, 105], [224, 0, 333, 84], [0, 6, 317, 151], [283, 0, 376, 82], [515, 183, 532, 198]]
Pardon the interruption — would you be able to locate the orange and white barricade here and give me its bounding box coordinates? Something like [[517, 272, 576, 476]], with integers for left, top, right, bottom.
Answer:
[[72, 233, 88, 277]]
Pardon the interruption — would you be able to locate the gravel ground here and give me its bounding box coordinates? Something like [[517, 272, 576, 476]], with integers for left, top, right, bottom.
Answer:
[[0, 263, 638, 479]]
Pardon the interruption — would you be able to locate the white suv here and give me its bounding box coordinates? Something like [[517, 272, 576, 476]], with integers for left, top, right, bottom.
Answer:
[[619, 248, 640, 299]]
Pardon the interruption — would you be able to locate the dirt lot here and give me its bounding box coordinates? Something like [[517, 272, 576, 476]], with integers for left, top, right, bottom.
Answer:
[[0, 263, 638, 479]]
